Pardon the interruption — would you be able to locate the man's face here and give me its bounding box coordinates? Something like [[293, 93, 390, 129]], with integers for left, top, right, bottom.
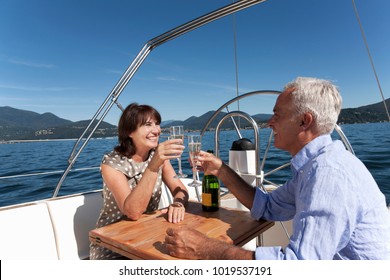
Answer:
[[268, 88, 303, 156]]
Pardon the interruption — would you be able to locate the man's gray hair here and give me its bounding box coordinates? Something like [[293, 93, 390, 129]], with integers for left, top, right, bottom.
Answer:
[[284, 77, 342, 134]]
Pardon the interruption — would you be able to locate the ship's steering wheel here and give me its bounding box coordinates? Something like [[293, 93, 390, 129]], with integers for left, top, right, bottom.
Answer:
[[200, 90, 355, 191]]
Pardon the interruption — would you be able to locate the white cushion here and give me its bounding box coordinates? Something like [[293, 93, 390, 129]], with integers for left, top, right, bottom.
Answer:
[[46, 191, 103, 260], [0, 202, 58, 260]]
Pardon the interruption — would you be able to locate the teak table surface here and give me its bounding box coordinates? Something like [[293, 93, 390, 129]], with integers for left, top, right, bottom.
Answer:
[[89, 200, 274, 260]]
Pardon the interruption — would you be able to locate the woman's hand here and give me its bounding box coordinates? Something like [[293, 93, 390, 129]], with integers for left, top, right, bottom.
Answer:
[[148, 139, 185, 172], [161, 202, 185, 223]]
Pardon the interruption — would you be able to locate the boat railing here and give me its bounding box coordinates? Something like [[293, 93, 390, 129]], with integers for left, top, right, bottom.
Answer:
[[0, 167, 100, 207], [334, 124, 355, 155], [0, 167, 99, 181]]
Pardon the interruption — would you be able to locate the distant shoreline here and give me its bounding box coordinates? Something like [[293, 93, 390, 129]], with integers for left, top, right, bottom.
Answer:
[[1, 122, 388, 144], [0, 138, 78, 144], [0, 137, 117, 144]]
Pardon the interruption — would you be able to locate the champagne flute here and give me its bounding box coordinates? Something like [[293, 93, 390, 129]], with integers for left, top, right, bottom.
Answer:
[[187, 134, 202, 188], [169, 126, 187, 178]]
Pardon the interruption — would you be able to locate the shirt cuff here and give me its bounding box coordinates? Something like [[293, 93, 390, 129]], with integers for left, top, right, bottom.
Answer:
[[254, 246, 285, 260], [250, 187, 268, 220]]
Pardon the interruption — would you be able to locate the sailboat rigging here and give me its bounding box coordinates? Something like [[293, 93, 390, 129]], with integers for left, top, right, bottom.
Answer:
[[352, 0, 390, 121]]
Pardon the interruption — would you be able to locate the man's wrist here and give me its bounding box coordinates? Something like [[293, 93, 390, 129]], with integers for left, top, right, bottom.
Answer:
[[218, 162, 230, 177]]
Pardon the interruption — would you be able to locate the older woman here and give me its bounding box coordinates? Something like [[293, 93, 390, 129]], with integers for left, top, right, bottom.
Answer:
[[90, 103, 188, 259]]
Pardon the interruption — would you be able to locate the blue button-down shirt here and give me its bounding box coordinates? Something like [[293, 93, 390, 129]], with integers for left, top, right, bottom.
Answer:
[[251, 134, 390, 259]]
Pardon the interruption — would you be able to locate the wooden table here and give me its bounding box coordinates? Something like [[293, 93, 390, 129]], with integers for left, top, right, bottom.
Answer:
[[89, 201, 274, 260]]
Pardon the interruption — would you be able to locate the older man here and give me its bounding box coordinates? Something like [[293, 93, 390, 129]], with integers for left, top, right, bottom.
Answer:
[[165, 77, 390, 260]]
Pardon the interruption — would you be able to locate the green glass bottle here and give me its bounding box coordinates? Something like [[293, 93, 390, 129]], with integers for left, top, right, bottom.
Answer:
[[202, 150, 220, 212]]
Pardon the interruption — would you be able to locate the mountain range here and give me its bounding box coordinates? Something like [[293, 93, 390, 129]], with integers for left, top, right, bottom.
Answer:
[[0, 98, 389, 141]]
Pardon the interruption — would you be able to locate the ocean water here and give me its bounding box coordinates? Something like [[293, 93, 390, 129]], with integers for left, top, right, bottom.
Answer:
[[0, 122, 389, 208]]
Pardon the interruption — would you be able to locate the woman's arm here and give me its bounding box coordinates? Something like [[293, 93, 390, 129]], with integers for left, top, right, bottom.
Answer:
[[162, 160, 189, 223], [163, 160, 189, 205], [102, 139, 185, 221], [101, 163, 159, 221]]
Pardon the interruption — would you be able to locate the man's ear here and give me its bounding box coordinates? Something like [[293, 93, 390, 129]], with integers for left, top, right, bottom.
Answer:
[[301, 112, 314, 129]]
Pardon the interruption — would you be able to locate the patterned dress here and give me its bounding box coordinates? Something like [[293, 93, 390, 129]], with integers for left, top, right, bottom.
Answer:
[[89, 150, 163, 259]]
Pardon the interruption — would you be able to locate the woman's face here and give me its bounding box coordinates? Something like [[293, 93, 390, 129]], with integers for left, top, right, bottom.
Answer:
[[129, 116, 161, 152]]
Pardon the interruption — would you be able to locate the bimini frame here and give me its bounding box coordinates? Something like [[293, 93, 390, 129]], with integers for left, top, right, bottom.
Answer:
[[53, 0, 268, 197]]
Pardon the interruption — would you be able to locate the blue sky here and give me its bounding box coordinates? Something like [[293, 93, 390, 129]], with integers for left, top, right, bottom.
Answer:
[[1, 0, 389, 125]]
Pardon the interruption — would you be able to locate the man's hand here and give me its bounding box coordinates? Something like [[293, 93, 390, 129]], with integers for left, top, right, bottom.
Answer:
[[165, 226, 255, 260], [198, 150, 223, 176], [165, 227, 211, 259]]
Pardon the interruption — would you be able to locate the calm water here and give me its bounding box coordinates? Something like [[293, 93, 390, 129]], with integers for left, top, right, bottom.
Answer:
[[0, 122, 389, 208]]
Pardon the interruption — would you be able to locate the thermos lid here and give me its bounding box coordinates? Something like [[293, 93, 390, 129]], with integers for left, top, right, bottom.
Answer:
[[230, 138, 255, 151]]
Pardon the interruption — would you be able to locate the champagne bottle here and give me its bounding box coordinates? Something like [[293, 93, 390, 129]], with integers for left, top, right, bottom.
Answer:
[[202, 150, 220, 212]]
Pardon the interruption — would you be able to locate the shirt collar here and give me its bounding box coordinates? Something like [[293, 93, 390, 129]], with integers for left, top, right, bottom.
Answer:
[[290, 134, 332, 173]]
